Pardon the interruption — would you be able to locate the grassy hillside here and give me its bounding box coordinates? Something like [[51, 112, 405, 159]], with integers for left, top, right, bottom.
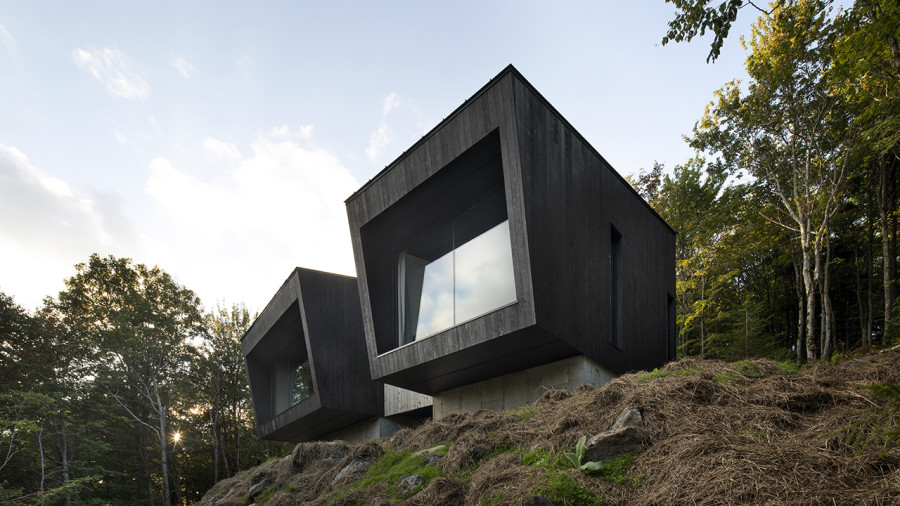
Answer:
[[197, 348, 900, 505]]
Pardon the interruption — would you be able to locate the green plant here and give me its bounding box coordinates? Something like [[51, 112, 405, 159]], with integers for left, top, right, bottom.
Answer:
[[637, 367, 697, 383], [562, 436, 604, 474], [517, 408, 536, 421], [482, 490, 505, 505], [537, 471, 604, 506], [521, 448, 555, 468], [732, 360, 765, 377], [777, 360, 800, 374], [594, 453, 641, 485]]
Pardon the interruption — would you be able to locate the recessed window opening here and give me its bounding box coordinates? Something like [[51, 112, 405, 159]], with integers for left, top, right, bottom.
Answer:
[[398, 188, 516, 345], [272, 342, 313, 415], [610, 225, 623, 348]]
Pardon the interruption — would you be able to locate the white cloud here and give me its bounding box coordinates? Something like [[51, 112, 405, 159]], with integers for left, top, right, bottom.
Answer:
[[0, 145, 140, 309], [171, 55, 194, 78], [0, 25, 15, 48], [364, 93, 429, 162], [145, 127, 360, 310], [381, 93, 401, 115], [298, 124, 314, 138], [72, 45, 150, 99], [202, 137, 241, 162], [365, 123, 393, 161]]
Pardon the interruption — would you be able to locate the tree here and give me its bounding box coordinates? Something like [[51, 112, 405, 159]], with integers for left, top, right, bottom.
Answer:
[[691, 0, 853, 364], [57, 254, 205, 506], [662, 0, 789, 62]]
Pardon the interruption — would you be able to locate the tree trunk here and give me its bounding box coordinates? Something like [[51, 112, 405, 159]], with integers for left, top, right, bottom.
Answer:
[[793, 249, 805, 364], [867, 218, 875, 347], [802, 225, 819, 365], [821, 231, 834, 360], [700, 273, 707, 358], [880, 155, 897, 345], [154, 381, 171, 506], [38, 422, 45, 505]]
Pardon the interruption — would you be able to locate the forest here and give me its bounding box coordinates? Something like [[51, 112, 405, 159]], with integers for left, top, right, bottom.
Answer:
[[1, 0, 898, 504]]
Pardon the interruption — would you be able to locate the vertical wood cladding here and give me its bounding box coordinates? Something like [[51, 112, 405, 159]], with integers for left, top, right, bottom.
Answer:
[[346, 66, 675, 394], [512, 75, 676, 374], [241, 268, 382, 441]]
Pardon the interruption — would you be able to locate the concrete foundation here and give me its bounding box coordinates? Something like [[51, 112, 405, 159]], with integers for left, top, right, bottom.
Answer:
[[433, 355, 615, 419], [323, 415, 417, 444], [384, 384, 432, 416]]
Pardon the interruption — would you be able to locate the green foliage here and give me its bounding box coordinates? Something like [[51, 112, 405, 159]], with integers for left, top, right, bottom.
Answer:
[[331, 448, 446, 503], [661, 0, 747, 62], [777, 360, 800, 374], [562, 437, 604, 474], [594, 453, 641, 486], [637, 367, 698, 383], [521, 448, 555, 468], [537, 470, 604, 506], [731, 361, 766, 377], [517, 408, 536, 421]]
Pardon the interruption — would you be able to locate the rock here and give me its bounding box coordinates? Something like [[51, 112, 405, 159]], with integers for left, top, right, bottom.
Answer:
[[414, 444, 446, 456], [396, 474, 426, 492], [293, 441, 349, 472], [520, 496, 556, 506], [332, 499, 353, 506], [422, 453, 444, 467], [583, 406, 644, 461], [612, 405, 643, 428], [331, 459, 370, 485], [214, 502, 240, 506], [247, 480, 268, 501], [372, 499, 391, 505]]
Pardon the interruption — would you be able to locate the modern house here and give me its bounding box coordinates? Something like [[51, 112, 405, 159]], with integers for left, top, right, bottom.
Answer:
[[241, 268, 430, 443], [345, 65, 676, 417]]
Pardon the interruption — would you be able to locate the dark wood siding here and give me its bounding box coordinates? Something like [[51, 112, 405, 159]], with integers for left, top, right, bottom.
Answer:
[[512, 74, 675, 375], [345, 65, 674, 393], [242, 268, 382, 441]]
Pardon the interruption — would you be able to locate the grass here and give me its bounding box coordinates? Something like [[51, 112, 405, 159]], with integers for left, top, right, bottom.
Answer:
[[777, 360, 801, 374], [521, 448, 556, 468], [537, 470, 605, 506], [732, 360, 767, 378], [637, 367, 698, 383], [594, 453, 641, 486], [517, 408, 537, 421], [327, 445, 449, 503]]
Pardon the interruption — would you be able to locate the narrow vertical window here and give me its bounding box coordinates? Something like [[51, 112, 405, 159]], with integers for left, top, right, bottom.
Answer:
[[667, 292, 676, 359], [610, 225, 623, 348]]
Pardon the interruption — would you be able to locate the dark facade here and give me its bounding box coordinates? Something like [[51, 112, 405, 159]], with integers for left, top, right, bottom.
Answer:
[[242, 268, 382, 441], [346, 65, 676, 396]]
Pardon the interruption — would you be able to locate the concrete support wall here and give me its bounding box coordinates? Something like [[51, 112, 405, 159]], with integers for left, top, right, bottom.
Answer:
[[383, 384, 432, 417], [432, 355, 614, 419], [324, 415, 421, 444]]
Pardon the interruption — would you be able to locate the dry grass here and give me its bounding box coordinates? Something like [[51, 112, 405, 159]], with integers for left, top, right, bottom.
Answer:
[[197, 349, 900, 505]]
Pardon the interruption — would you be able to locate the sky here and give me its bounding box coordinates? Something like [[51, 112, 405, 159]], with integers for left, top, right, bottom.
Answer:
[[0, 1, 757, 313]]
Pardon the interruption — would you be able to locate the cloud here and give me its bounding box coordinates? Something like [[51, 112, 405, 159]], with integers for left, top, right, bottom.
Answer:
[[202, 137, 241, 162], [366, 93, 404, 161], [72, 45, 150, 99], [171, 55, 194, 78], [382, 93, 401, 115], [145, 126, 360, 310], [0, 25, 15, 49], [0, 145, 140, 309], [365, 124, 393, 161]]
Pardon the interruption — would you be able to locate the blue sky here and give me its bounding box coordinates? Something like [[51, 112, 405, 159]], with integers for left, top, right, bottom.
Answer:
[[0, 1, 755, 312]]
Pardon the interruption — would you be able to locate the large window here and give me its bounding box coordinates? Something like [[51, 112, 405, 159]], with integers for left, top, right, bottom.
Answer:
[[273, 356, 313, 414], [398, 189, 516, 345]]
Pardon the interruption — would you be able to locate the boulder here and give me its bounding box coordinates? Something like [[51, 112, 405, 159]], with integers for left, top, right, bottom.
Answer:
[[331, 459, 370, 485], [396, 474, 426, 493], [422, 453, 444, 467], [583, 405, 644, 461]]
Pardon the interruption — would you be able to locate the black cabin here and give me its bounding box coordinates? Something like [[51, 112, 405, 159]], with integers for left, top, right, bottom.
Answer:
[[345, 65, 676, 396], [241, 268, 383, 441]]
